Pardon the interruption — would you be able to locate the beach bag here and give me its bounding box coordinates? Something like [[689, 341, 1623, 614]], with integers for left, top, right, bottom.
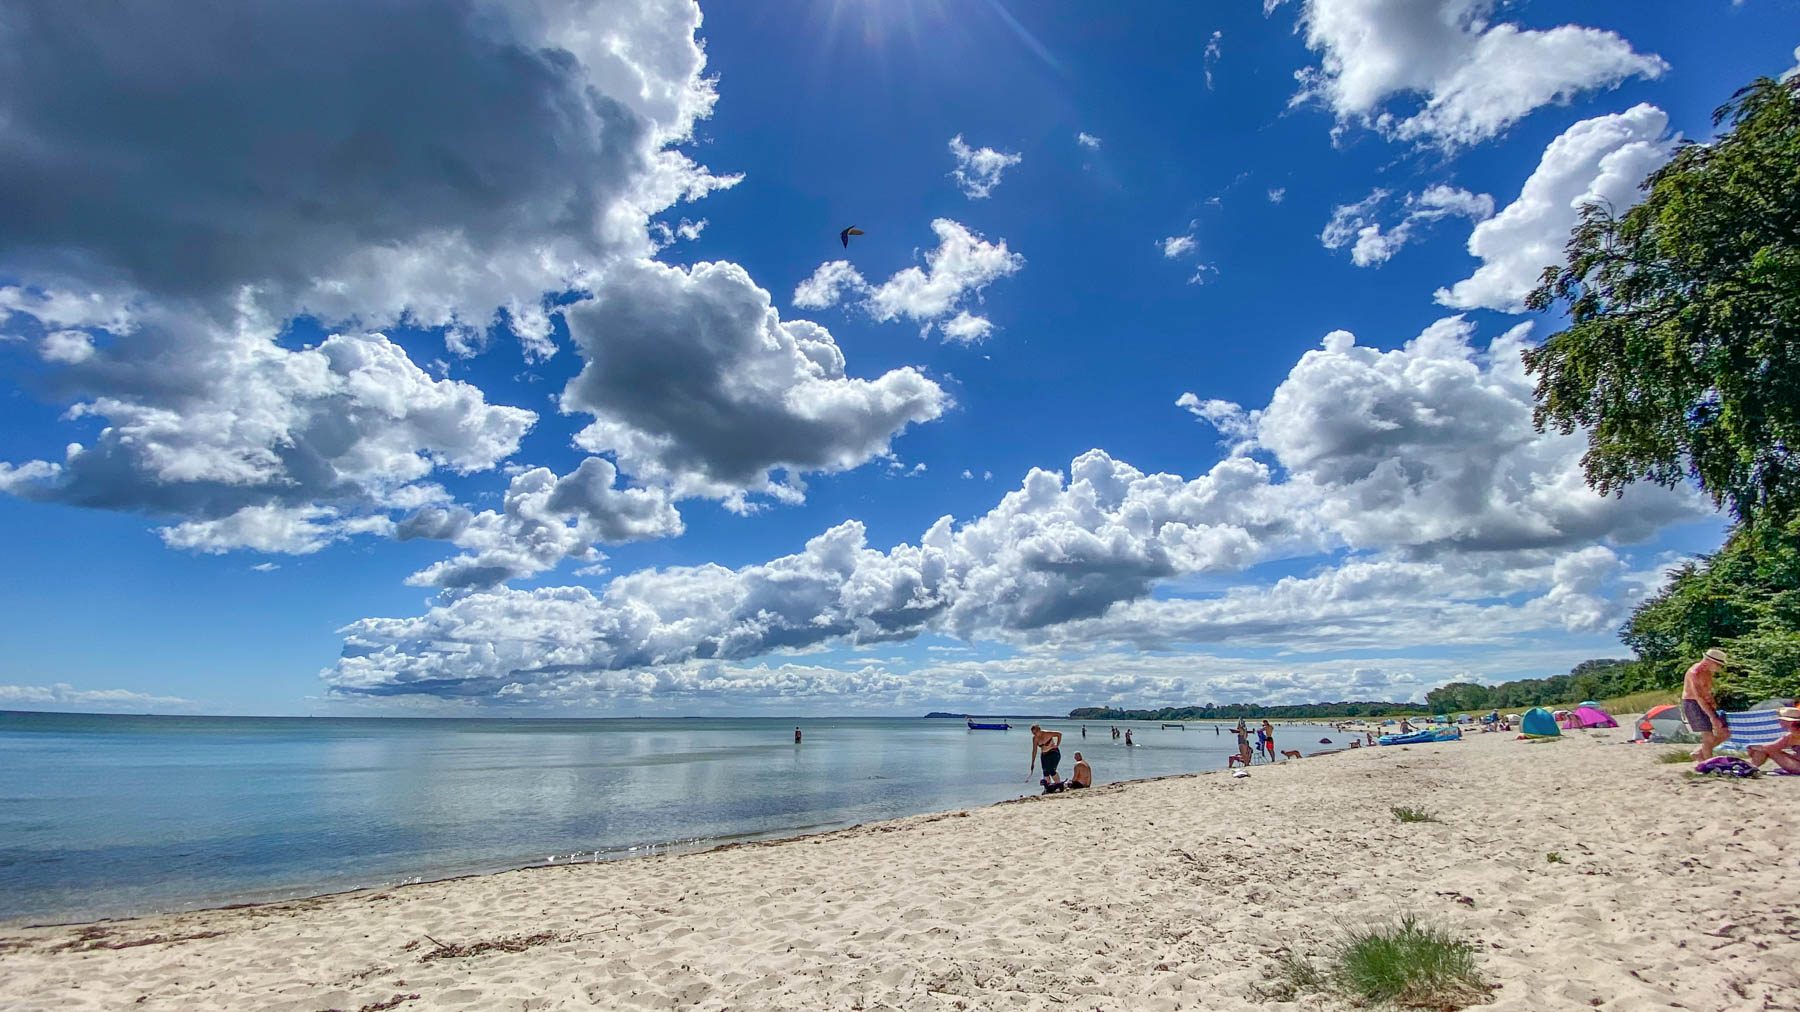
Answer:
[[1693, 756, 1757, 778]]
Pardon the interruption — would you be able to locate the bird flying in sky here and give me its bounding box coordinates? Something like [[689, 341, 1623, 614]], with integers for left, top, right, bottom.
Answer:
[[840, 226, 864, 248]]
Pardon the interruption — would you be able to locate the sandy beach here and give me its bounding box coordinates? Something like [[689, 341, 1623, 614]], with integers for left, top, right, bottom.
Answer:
[[1, 726, 1793, 1011]]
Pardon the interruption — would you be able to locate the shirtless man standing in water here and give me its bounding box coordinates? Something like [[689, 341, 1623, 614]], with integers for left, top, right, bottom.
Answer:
[[1029, 724, 1064, 788], [1683, 647, 1730, 760]]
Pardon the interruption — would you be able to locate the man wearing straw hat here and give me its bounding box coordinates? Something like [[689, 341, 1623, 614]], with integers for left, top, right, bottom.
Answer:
[[1682, 647, 1731, 761]]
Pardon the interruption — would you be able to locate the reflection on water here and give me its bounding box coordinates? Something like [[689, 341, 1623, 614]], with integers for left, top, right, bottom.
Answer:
[[0, 713, 1353, 923]]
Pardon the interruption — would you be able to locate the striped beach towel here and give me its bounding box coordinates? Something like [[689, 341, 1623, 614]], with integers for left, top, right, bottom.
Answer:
[[1717, 710, 1787, 755]]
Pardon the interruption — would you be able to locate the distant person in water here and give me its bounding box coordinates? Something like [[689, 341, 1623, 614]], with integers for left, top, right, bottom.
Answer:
[[1124, 729, 1134, 747], [1069, 752, 1092, 789], [1081, 725, 1087, 740], [794, 726, 802, 744], [1029, 724, 1064, 787], [1260, 720, 1276, 762]]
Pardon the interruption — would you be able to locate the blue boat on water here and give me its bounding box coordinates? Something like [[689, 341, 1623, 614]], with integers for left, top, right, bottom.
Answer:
[[966, 718, 1012, 730]]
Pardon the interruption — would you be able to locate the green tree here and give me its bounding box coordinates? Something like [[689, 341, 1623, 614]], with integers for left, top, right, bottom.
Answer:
[[1524, 77, 1800, 522], [1618, 513, 1800, 707]]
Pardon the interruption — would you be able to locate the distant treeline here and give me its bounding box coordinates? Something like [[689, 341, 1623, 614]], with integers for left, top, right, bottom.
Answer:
[[1422, 659, 1639, 715], [1067, 701, 1420, 721], [1426, 512, 1800, 713]]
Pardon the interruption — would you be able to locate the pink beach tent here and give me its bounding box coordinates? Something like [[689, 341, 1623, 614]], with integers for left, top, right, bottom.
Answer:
[[1562, 705, 1619, 729]]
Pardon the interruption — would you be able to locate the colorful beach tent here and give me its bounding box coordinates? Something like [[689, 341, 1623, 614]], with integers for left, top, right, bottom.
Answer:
[[1639, 704, 1685, 740], [1579, 700, 1599, 708], [1521, 707, 1560, 738], [1566, 705, 1619, 729]]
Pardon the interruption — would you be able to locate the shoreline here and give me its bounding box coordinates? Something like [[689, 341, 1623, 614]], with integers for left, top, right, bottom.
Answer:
[[0, 768, 1185, 933], [1, 714, 1353, 929], [3, 728, 1792, 1010]]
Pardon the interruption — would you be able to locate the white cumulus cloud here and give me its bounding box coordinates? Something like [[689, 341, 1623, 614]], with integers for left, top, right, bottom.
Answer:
[[0, 1, 835, 568], [794, 219, 1023, 342], [1289, 0, 1667, 148], [948, 135, 1023, 199], [399, 458, 683, 589], [1436, 104, 1675, 312], [327, 316, 1702, 701], [2, 323, 534, 553], [0, 0, 738, 357], [1322, 184, 1494, 267], [792, 260, 868, 311], [564, 259, 948, 508]]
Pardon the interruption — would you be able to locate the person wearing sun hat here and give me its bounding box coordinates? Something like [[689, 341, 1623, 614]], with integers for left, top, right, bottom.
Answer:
[[1682, 647, 1731, 760], [1747, 707, 1800, 774]]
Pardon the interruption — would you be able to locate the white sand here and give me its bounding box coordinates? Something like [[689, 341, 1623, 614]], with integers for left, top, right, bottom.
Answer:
[[1, 727, 1794, 1011]]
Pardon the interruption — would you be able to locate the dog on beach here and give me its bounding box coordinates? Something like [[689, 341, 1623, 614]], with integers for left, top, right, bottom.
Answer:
[[1280, 749, 1302, 760]]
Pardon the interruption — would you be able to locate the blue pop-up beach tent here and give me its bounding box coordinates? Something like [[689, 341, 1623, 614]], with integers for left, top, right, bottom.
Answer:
[[1521, 707, 1560, 738]]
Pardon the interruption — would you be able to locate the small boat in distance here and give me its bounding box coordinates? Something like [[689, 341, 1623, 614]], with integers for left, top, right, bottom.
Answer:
[[1161, 723, 1185, 729], [966, 718, 1012, 730]]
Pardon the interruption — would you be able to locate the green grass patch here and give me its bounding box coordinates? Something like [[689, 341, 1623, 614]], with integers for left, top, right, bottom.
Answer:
[[1391, 805, 1440, 824], [1545, 852, 1563, 864], [1656, 749, 1695, 764], [1278, 915, 1491, 1010], [1589, 690, 1680, 717]]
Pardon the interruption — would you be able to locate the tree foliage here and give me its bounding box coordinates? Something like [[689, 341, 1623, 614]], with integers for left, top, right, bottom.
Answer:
[[1524, 77, 1800, 521], [1619, 513, 1800, 708], [1067, 701, 1420, 721], [1421, 660, 1653, 715]]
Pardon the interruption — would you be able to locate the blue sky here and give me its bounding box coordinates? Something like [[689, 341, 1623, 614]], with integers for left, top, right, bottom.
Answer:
[[0, 1, 1792, 716]]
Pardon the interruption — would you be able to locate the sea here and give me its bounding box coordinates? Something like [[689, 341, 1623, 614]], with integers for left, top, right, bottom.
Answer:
[[0, 712, 1361, 924]]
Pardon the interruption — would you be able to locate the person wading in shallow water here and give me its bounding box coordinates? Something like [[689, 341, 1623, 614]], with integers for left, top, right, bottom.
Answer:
[[1029, 724, 1064, 788]]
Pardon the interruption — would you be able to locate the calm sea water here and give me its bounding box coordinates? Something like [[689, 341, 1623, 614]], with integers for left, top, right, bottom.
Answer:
[[0, 712, 1356, 923]]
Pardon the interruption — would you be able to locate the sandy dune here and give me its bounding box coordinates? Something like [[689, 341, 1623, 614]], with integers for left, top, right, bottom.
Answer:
[[1, 726, 1794, 1011]]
